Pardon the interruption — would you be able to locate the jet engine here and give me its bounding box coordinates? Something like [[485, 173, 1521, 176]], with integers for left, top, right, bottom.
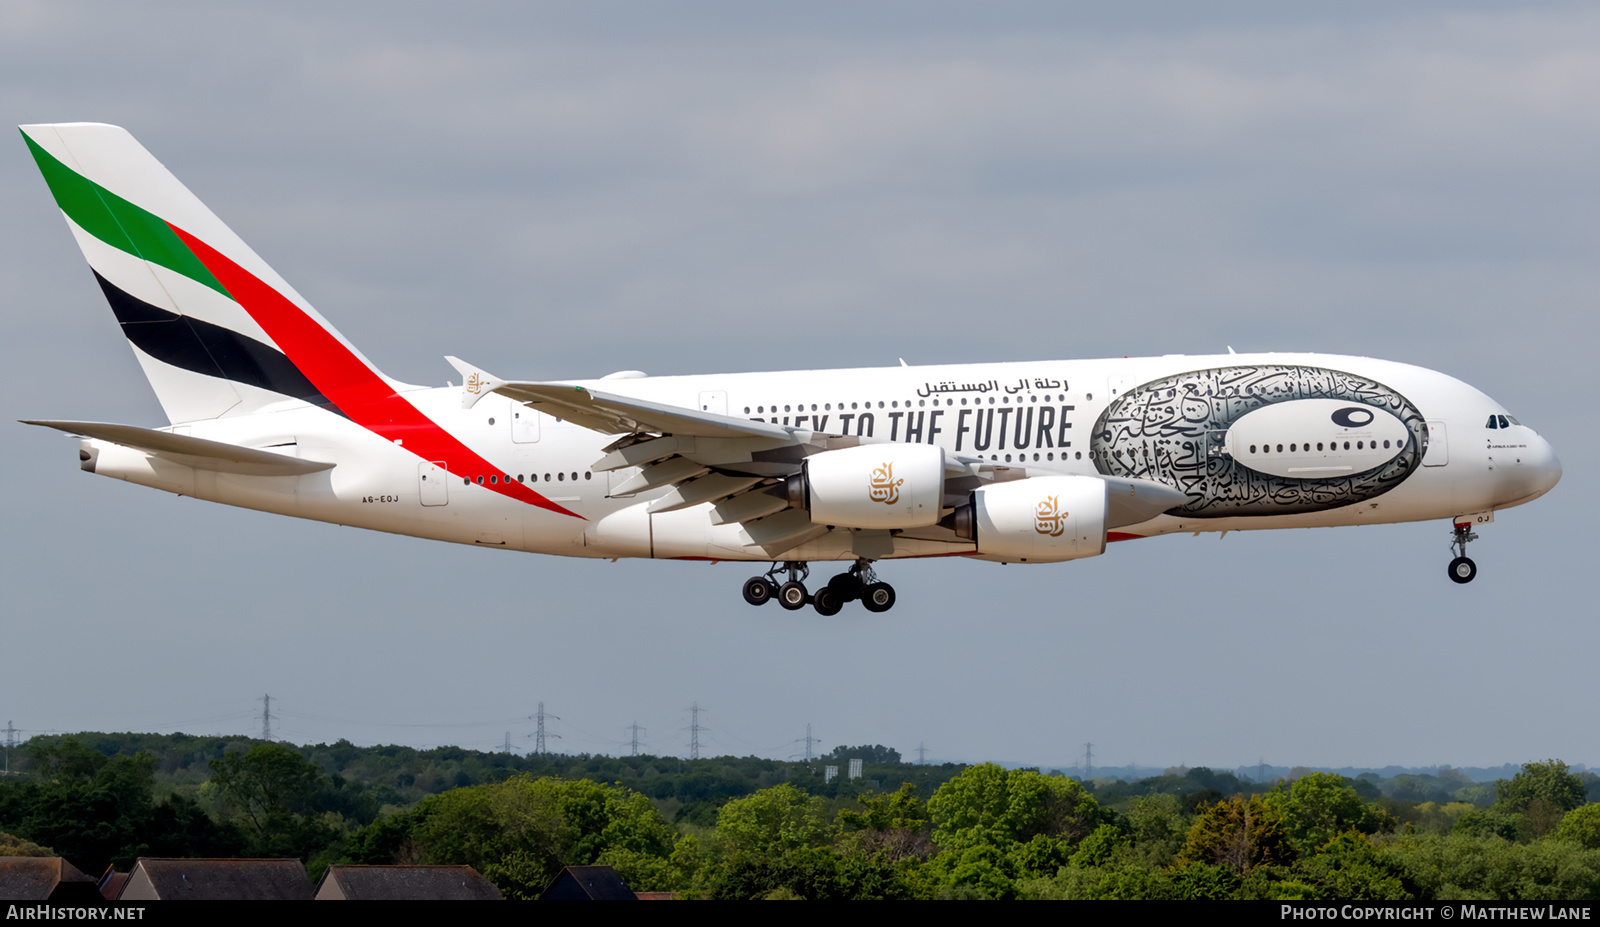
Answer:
[[788, 443, 947, 529], [947, 474, 1109, 563]]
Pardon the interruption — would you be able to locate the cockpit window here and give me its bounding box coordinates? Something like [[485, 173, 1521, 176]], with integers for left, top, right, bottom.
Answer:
[[1497, 415, 1510, 429], [1486, 415, 1498, 429]]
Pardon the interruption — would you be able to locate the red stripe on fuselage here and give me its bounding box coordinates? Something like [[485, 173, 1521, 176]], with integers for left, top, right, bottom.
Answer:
[[169, 224, 583, 520]]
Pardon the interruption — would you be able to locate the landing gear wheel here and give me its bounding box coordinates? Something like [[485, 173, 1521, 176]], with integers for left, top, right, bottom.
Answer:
[[743, 577, 777, 606], [861, 582, 896, 613], [778, 581, 809, 610], [1447, 522, 1481, 585], [827, 573, 863, 602], [812, 586, 843, 616]]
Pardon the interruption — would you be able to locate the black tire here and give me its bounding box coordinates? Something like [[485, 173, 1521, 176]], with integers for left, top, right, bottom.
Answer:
[[827, 573, 863, 602], [779, 581, 809, 610], [862, 582, 896, 613], [743, 577, 776, 606], [1448, 556, 1477, 584], [813, 586, 842, 616]]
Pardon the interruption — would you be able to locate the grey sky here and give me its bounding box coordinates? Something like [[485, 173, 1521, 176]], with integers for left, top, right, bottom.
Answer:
[[2, 2, 1595, 770]]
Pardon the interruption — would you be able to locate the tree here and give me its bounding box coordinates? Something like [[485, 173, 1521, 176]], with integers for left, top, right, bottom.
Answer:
[[927, 764, 1104, 853], [1489, 761, 1586, 840], [715, 783, 830, 856], [1553, 804, 1600, 851], [1177, 795, 1295, 875], [208, 743, 324, 850], [1494, 760, 1586, 817], [836, 783, 932, 862], [824, 744, 901, 765], [1270, 772, 1381, 854]]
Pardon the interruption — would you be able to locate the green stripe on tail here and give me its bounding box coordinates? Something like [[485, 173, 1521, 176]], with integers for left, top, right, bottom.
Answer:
[[21, 130, 231, 298]]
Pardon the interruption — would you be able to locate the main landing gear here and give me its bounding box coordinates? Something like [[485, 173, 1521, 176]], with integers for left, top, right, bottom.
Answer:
[[1448, 522, 1479, 584], [742, 559, 896, 615]]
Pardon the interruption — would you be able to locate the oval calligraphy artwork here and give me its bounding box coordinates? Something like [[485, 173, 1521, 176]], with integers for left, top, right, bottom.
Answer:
[[1090, 365, 1429, 518]]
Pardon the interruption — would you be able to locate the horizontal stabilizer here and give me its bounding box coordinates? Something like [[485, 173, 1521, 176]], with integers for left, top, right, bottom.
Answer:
[[23, 420, 334, 476]]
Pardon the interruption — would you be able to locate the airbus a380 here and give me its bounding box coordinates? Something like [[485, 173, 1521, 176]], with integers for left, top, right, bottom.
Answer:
[[20, 123, 1562, 614]]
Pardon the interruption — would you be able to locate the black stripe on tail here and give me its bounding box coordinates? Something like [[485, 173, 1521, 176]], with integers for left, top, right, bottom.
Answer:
[[93, 270, 347, 416]]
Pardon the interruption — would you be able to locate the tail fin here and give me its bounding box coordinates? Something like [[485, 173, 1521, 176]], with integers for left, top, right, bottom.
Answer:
[[21, 123, 395, 424]]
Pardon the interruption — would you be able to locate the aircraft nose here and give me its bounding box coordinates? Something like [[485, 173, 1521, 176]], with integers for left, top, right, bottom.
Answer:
[[1533, 435, 1562, 494], [1507, 432, 1561, 502]]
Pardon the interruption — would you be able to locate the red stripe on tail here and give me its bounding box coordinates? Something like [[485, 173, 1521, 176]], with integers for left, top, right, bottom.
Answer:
[[169, 223, 583, 521]]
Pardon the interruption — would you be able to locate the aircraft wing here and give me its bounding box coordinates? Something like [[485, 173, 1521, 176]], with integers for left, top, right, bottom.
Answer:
[[492, 381, 795, 441], [23, 420, 335, 476]]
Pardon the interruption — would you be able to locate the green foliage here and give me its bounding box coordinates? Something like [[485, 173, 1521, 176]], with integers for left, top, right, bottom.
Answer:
[[1, 738, 243, 872], [209, 743, 325, 848], [1553, 804, 1600, 850], [7, 734, 1593, 903], [1290, 833, 1410, 900], [822, 744, 901, 765], [928, 764, 1104, 854], [1122, 793, 1189, 867], [346, 774, 682, 898], [1455, 808, 1526, 842], [1490, 760, 1587, 838], [1271, 772, 1381, 854], [1170, 860, 1242, 900], [1068, 823, 1129, 870], [836, 783, 932, 862], [0, 831, 54, 857], [715, 783, 830, 856], [1495, 761, 1588, 816], [1177, 795, 1295, 875], [1382, 832, 1600, 901]]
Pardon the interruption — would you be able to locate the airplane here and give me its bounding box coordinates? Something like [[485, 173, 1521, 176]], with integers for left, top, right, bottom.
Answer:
[[19, 123, 1563, 615]]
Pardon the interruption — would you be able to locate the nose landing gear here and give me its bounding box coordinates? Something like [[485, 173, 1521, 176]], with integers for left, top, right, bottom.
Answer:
[[741, 559, 897, 613], [1448, 522, 1478, 584]]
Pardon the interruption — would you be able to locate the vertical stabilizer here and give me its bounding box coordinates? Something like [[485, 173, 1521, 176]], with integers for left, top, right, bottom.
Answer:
[[20, 123, 392, 424]]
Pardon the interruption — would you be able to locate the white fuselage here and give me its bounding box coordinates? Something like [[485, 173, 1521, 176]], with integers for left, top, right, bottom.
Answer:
[[81, 351, 1561, 565]]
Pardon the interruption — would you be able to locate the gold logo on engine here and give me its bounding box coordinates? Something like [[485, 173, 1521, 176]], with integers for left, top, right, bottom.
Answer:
[[1035, 495, 1067, 536], [868, 461, 903, 505]]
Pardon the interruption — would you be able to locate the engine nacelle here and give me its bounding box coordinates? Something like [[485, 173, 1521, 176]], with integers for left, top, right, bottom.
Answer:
[[960, 475, 1108, 563], [799, 443, 946, 529]]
